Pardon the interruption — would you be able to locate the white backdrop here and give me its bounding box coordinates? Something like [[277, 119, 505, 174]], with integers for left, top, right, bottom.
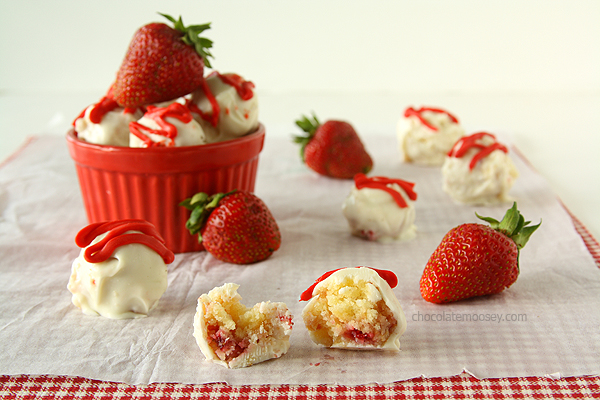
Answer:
[[1, 0, 599, 94], [1, 0, 599, 238]]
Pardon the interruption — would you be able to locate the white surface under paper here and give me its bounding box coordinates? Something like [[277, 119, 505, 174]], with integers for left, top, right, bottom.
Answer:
[[0, 132, 599, 385]]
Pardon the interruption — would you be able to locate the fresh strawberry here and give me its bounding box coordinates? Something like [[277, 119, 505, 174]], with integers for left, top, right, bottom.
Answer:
[[181, 191, 281, 264], [294, 114, 373, 179], [420, 203, 541, 304], [113, 13, 213, 108]]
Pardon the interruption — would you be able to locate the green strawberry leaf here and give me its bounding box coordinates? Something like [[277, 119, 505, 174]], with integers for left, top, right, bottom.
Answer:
[[475, 214, 500, 229], [186, 206, 203, 232], [497, 202, 521, 236], [159, 13, 214, 68], [295, 114, 320, 135], [512, 220, 542, 249], [293, 113, 321, 161], [180, 190, 236, 243], [476, 202, 541, 249], [190, 192, 209, 206], [159, 13, 177, 24], [179, 198, 193, 210]]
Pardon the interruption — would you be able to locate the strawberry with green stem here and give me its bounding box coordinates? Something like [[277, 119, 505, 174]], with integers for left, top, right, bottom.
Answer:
[[294, 113, 373, 179], [420, 202, 541, 304], [113, 13, 214, 108], [181, 190, 281, 264]]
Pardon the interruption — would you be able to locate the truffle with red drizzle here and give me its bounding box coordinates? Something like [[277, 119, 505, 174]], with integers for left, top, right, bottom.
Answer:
[[397, 105, 465, 166], [188, 71, 259, 143], [301, 267, 407, 350], [447, 131, 509, 170], [73, 89, 142, 147], [442, 132, 518, 205], [129, 102, 206, 147], [404, 107, 459, 132], [354, 173, 417, 208], [342, 173, 418, 242], [67, 219, 173, 319]]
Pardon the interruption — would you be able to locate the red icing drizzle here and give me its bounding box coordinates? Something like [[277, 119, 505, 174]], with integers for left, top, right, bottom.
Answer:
[[404, 106, 459, 132], [187, 78, 220, 127], [215, 72, 255, 101], [354, 173, 417, 208], [75, 219, 175, 264], [72, 84, 142, 128], [447, 132, 508, 170], [300, 267, 398, 301], [89, 96, 119, 124], [187, 72, 255, 127], [72, 96, 120, 127], [129, 103, 193, 147]]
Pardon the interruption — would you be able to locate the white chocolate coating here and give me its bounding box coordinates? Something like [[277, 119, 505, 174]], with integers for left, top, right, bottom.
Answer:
[[193, 283, 293, 369], [342, 183, 416, 242], [191, 73, 259, 143], [442, 136, 518, 205], [75, 105, 141, 147], [397, 110, 464, 166], [67, 232, 169, 319], [302, 267, 407, 350], [129, 112, 206, 148]]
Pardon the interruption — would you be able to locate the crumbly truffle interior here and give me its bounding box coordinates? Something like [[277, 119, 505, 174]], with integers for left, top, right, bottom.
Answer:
[[303, 276, 397, 347], [202, 288, 292, 363]]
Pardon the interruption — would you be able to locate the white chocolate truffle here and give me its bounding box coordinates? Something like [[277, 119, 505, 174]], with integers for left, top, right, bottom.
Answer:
[[397, 106, 465, 166], [74, 96, 142, 147], [67, 220, 173, 319], [129, 103, 206, 147], [193, 283, 293, 369], [301, 267, 407, 350], [442, 132, 518, 205], [342, 174, 417, 242], [189, 72, 259, 143]]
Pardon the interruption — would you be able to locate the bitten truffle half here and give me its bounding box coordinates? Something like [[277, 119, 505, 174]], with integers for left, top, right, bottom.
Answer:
[[193, 283, 293, 368], [301, 267, 407, 350]]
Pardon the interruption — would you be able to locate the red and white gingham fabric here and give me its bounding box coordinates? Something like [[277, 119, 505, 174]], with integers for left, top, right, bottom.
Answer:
[[1, 214, 598, 399], [1, 373, 599, 399]]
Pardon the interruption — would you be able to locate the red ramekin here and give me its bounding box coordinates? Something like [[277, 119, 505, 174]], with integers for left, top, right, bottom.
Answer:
[[66, 124, 265, 253]]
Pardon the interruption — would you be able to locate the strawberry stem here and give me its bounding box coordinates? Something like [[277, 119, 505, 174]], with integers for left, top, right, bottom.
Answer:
[[475, 202, 541, 249], [293, 113, 320, 161], [159, 13, 214, 68], [180, 191, 236, 242]]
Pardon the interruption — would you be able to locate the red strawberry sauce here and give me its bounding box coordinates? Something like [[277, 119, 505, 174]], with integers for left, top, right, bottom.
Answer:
[[75, 219, 175, 264], [300, 267, 398, 301], [216, 72, 255, 101], [447, 132, 508, 170], [186, 72, 255, 127], [404, 106, 459, 132], [72, 90, 139, 127], [129, 103, 193, 147], [354, 173, 417, 208]]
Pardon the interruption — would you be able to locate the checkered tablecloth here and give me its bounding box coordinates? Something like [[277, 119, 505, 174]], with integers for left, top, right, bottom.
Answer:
[[1, 371, 599, 399], [1, 137, 599, 398]]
